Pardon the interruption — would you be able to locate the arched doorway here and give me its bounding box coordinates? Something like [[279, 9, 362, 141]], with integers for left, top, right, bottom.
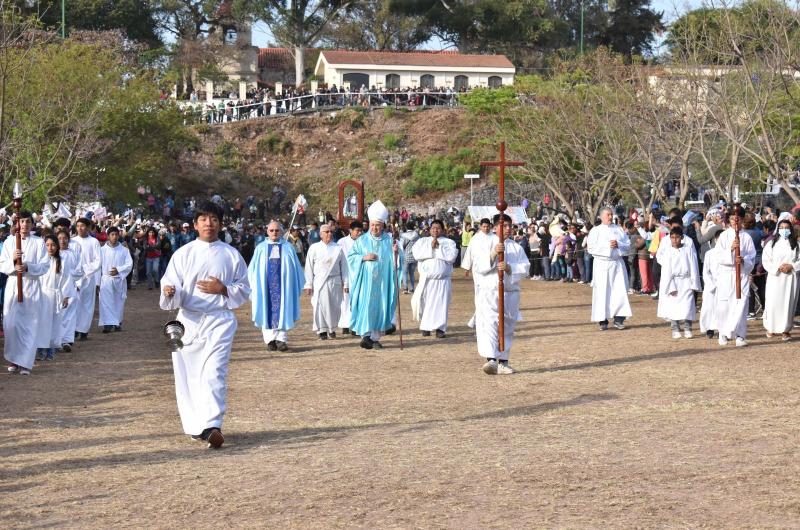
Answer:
[[488, 76, 503, 88], [385, 73, 400, 89], [420, 74, 435, 89], [454, 75, 469, 91], [343, 73, 370, 90]]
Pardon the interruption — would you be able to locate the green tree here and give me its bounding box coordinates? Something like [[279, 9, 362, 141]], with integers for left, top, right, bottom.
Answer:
[[320, 0, 428, 51], [14, 0, 161, 46]]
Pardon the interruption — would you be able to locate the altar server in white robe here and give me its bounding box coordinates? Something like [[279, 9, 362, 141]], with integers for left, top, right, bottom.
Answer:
[[472, 214, 529, 375], [160, 201, 251, 449], [411, 219, 458, 338], [304, 224, 349, 339], [762, 219, 800, 340], [461, 218, 493, 328], [587, 207, 633, 330], [699, 231, 723, 339], [98, 227, 133, 333], [39, 235, 76, 360], [2, 212, 50, 375], [715, 205, 756, 347], [337, 221, 362, 336], [657, 227, 701, 339], [56, 229, 83, 351], [71, 217, 102, 341]]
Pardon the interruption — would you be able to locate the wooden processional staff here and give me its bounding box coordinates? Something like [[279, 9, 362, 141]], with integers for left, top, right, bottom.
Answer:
[[13, 180, 22, 302], [480, 142, 525, 352]]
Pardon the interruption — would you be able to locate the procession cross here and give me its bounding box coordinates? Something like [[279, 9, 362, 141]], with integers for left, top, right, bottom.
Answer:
[[480, 142, 525, 352]]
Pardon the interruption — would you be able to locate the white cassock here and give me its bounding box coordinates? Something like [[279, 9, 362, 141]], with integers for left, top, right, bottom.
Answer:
[[656, 242, 701, 322], [761, 238, 800, 334], [699, 246, 720, 333], [160, 239, 251, 436], [71, 235, 102, 334], [41, 257, 77, 349], [304, 240, 348, 333], [337, 235, 358, 330], [587, 224, 632, 322], [411, 236, 458, 332], [0, 235, 49, 370], [471, 235, 529, 361], [715, 228, 756, 339], [461, 231, 492, 328], [98, 243, 133, 327], [58, 246, 84, 346]]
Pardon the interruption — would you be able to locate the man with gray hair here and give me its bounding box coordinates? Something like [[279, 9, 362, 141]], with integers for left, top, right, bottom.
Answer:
[[248, 220, 304, 351], [587, 207, 632, 330], [304, 223, 349, 340]]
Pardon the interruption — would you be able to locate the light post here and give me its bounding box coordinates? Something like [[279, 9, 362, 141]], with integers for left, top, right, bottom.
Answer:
[[580, 0, 584, 55], [464, 173, 480, 206], [61, 0, 65, 38]]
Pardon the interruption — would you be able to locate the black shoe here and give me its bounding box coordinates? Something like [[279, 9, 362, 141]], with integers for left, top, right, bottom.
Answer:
[[372, 341, 383, 349], [421, 330, 431, 337], [267, 340, 277, 351], [360, 337, 374, 350], [102, 326, 111, 334], [342, 328, 349, 335], [79, 333, 88, 341], [435, 329, 446, 339], [276, 341, 288, 352], [706, 330, 715, 339], [385, 325, 396, 335], [599, 322, 609, 331], [319, 332, 328, 340], [62, 344, 71, 353], [328, 331, 336, 338], [114, 325, 121, 332]]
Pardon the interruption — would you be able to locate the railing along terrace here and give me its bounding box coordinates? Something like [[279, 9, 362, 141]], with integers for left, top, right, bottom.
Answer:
[[179, 90, 466, 125]]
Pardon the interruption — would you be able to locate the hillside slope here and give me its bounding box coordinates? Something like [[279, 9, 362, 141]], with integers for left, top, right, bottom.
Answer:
[[175, 107, 483, 212]]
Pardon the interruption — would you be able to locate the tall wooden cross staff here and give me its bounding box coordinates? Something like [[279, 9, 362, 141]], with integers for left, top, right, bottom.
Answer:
[[480, 142, 525, 352]]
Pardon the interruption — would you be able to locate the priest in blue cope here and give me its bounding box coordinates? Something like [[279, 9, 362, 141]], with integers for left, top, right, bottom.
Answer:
[[248, 221, 304, 351], [347, 200, 398, 350]]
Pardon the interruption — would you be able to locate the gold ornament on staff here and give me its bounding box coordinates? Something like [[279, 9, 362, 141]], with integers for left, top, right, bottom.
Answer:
[[12, 180, 22, 303], [480, 142, 525, 352]]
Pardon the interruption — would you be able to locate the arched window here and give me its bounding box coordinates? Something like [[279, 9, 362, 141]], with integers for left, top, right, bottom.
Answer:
[[488, 76, 503, 88], [454, 75, 469, 91], [343, 73, 370, 90], [420, 74, 435, 89], [385, 74, 400, 89]]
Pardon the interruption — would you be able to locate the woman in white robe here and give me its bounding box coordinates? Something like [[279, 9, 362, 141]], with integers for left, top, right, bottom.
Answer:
[[39, 235, 76, 360], [56, 230, 83, 351], [699, 232, 723, 338], [762, 221, 800, 339], [656, 228, 701, 339]]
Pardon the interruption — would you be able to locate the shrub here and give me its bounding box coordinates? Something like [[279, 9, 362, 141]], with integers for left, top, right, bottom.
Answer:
[[383, 133, 400, 150], [333, 108, 366, 129], [383, 107, 395, 119], [214, 141, 240, 170], [403, 154, 478, 196], [194, 123, 211, 135], [257, 133, 292, 155]]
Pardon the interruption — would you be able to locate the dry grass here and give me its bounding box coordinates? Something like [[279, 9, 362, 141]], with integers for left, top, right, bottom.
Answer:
[[1, 276, 799, 528]]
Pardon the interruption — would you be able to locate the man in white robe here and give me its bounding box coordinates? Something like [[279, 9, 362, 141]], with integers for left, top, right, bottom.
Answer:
[[587, 207, 632, 330], [2, 212, 49, 375], [304, 224, 349, 339], [98, 227, 133, 333], [656, 227, 701, 339], [160, 201, 251, 449], [461, 218, 493, 328], [472, 214, 529, 375], [411, 219, 458, 337], [71, 217, 102, 341], [337, 221, 362, 336], [715, 205, 756, 347]]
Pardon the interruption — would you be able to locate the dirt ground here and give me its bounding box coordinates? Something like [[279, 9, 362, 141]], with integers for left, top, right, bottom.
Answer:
[[1, 275, 799, 529]]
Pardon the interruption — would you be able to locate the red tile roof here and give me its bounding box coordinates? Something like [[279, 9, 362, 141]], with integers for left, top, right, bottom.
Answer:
[[258, 48, 295, 69], [319, 50, 514, 69]]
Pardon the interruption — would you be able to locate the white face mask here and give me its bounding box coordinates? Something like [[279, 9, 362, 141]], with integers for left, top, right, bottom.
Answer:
[[538, 228, 545, 235], [779, 228, 791, 239]]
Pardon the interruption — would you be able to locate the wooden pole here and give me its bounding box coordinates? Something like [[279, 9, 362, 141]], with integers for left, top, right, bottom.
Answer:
[[13, 194, 22, 302], [734, 226, 742, 299]]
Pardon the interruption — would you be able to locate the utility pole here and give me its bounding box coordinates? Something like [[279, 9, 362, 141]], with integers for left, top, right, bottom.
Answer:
[[61, 0, 65, 38], [580, 0, 585, 55]]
